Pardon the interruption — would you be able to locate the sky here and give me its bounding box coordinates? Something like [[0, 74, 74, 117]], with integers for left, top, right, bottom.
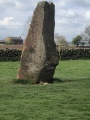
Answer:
[[0, 0, 90, 42]]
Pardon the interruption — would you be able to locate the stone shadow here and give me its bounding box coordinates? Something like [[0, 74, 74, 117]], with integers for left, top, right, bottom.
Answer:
[[53, 77, 90, 83]]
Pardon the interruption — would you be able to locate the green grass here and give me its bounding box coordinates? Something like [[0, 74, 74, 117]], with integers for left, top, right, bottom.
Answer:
[[0, 60, 90, 120]]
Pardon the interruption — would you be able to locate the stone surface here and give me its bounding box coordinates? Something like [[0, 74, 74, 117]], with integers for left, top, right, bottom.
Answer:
[[17, 1, 59, 84]]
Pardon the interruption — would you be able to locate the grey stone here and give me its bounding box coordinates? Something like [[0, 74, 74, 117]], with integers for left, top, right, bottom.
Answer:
[[17, 1, 59, 84]]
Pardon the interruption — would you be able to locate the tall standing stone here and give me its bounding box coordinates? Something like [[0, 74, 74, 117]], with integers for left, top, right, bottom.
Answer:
[[17, 1, 59, 84]]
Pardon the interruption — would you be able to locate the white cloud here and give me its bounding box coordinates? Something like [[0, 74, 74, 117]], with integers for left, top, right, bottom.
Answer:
[[0, 0, 16, 7], [85, 11, 90, 20], [0, 0, 90, 41], [66, 10, 77, 17], [0, 17, 23, 28], [0, 0, 3, 4], [15, 1, 22, 8], [57, 9, 78, 18], [84, 0, 90, 5], [55, 1, 66, 8], [15, 0, 29, 11]]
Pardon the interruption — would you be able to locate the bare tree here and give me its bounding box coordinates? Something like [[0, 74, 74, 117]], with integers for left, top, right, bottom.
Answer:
[[81, 25, 90, 45], [55, 33, 67, 46], [55, 33, 67, 58], [85, 25, 90, 36], [21, 16, 32, 38]]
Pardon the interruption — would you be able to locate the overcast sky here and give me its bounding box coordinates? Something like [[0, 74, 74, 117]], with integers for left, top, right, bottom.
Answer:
[[0, 0, 90, 41]]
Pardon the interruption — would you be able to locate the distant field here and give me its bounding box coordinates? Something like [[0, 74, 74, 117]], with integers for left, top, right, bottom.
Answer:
[[0, 60, 90, 120], [0, 45, 90, 51], [0, 45, 23, 50]]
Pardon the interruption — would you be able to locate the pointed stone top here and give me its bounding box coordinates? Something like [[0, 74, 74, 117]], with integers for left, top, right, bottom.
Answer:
[[37, 1, 54, 6]]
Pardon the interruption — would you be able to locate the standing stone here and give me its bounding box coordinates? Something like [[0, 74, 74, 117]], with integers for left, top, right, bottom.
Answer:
[[17, 1, 59, 84]]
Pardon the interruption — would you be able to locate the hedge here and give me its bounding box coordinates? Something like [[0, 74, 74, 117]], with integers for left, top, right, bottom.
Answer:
[[0, 48, 22, 61], [60, 49, 90, 60], [0, 48, 90, 61]]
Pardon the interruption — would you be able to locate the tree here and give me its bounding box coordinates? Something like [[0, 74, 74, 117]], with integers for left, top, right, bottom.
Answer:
[[55, 33, 67, 46], [81, 25, 90, 44], [21, 16, 32, 37], [80, 33, 87, 46], [72, 35, 82, 47], [55, 33, 68, 59], [5, 38, 14, 45], [80, 41, 86, 46]]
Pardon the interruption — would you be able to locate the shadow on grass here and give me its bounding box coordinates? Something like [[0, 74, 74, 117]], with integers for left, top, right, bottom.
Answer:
[[13, 77, 90, 85], [13, 78, 63, 85], [13, 79, 32, 85], [53, 77, 90, 84], [53, 78, 63, 83]]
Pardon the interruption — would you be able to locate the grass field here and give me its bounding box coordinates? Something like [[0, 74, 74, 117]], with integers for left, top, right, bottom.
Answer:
[[0, 60, 90, 120]]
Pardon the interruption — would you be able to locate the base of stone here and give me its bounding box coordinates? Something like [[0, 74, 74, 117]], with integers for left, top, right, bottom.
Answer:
[[39, 81, 49, 85]]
